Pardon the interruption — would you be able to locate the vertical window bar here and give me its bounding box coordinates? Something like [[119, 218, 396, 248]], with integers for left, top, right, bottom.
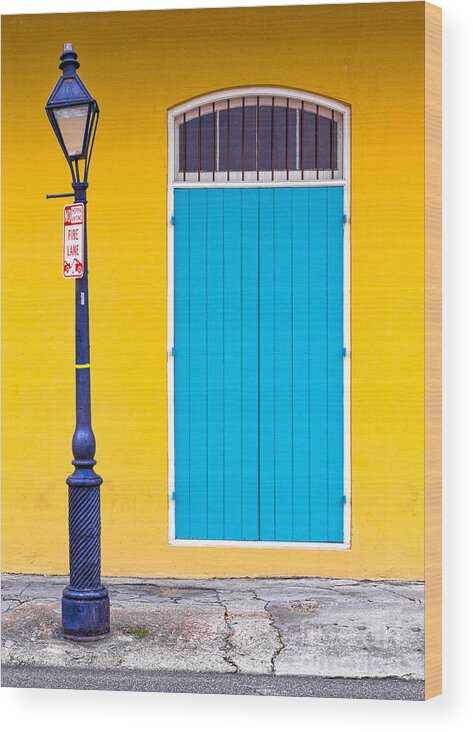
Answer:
[[286, 98, 289, 180], [316, 104, 319, 180], [242, 97, 245, 181], [271, 96, 275, 181], [331, 109, 335, 179], [227, 98, 230, 181], [197, 106, 201, 182], [300, 100, 304, 179], [256, 96, 260, 181], [216, 106, 220, 177], [212, 102, 216, 181], [183, 112, 187, 181]]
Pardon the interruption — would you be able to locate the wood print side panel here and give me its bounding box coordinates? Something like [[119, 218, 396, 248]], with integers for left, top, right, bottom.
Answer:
[[424, 1, 442, 701]]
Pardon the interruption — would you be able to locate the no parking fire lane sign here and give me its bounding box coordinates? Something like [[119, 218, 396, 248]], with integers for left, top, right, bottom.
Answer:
[[63, 203, 84, 278]]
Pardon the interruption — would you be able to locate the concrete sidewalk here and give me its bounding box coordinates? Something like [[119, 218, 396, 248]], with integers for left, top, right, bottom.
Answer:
[[1, 574, 424, 698]]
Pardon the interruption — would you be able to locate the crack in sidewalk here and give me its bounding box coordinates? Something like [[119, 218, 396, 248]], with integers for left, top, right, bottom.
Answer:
[[372, 585, 422, 604], [2, 596, 39, 615], [252, 591, 286, 674], [214, 590, 239, 674]]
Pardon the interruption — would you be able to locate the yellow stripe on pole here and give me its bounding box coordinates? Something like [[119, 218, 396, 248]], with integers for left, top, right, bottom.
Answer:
[[76, 364, 90, 369]]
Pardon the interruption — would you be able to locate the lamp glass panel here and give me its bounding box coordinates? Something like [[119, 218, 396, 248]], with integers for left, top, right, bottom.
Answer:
[[53, 104, 89, 157]]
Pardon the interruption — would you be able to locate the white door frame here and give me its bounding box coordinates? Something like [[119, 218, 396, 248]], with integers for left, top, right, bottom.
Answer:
[[167, 86, 351, 549]]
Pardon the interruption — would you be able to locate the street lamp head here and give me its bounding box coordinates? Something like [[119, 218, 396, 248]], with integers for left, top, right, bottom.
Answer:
[[45, 44, 99, 182]]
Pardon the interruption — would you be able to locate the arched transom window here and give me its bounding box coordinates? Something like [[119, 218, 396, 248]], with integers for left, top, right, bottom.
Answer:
[[171, 90, 347, 184]]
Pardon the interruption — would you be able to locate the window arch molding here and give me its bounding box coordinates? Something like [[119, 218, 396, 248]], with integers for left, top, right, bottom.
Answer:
[[168, 86, 350, 187]]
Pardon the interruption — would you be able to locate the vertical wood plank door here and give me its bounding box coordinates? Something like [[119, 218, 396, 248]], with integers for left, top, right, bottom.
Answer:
[[173, 186, 345, 543]]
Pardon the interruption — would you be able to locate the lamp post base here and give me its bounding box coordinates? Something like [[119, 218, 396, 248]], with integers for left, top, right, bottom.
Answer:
[[62, 585, 110, 641]]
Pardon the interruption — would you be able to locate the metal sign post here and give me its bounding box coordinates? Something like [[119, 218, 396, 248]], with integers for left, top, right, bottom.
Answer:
[[46, 44, 109, 640]]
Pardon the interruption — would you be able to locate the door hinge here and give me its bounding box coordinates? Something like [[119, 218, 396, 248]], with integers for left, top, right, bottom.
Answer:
[[342, 495, 347, 504], [342, 346, 347, 357], [172, 491, 176, 502], [342, 213, 347, 224], [171, 215, 175, 225]]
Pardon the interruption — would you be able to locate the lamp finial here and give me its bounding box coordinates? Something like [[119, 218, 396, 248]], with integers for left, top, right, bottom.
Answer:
[[59, 43, 80, 77]]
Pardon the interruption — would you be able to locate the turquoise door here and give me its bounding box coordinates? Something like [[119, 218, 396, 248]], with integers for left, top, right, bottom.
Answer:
[[174, 186, 345, 542]]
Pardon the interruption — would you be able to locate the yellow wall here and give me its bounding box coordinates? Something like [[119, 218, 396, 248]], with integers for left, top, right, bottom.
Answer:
[[2, 3, 426, 579]]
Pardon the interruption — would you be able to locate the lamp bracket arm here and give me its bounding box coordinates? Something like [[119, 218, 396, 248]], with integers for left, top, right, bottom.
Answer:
[[46, 192, 76, 199]]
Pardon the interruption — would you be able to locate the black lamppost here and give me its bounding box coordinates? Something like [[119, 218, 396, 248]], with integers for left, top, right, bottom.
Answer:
[[45, 44, 109, 640]]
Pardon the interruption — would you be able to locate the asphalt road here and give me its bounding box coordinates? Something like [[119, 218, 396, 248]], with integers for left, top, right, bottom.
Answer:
[[2, 666, 424, 700]]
